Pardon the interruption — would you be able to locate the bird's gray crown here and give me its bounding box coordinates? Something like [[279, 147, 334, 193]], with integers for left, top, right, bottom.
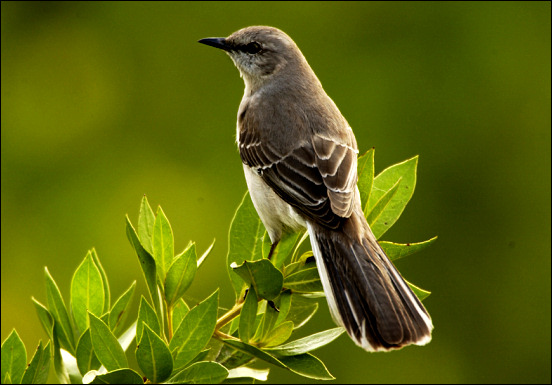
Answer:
[[224, 26, 302, 76]]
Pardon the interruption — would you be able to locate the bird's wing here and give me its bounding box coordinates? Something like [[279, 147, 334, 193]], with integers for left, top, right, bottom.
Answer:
[[239, 124, 358, 229]]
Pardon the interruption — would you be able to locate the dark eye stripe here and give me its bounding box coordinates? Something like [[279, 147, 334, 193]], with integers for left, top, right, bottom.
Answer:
[[235, 42, 262, 54]]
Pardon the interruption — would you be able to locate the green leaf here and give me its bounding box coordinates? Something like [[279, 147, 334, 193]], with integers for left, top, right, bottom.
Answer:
[[227, 192, 266, 297], [44, 267, 75, 354], [168, 361, 228, 384], [261, 321, 294, 347], [88, 368, 144, 384], [126, 215, 160, 318], [252, 298, 280, 344], [358, 148, 375, 217], [221, 340, 333, 380], [380, 236, 438, 261], [169, 290, 218, 370], [71, 251, 105, 334], [366, 177, 402, 230], [367, 155, 418, 239], [21, 340, 51, 385], [290, 231, 310, 263], [76, 329, 100, 376], [90, 248, 111, 314], [285, 295, 319, 329], [406, 279, 432, 301], [215, 342, 255, 370], [264, 327, 345, 356], [274, 290, 292, 327], [172, 299, 190, 333], [109, 281, 136, 334], [262, 232, 272, 261], [231, 259, 283, 301], [283, 264, 322, 293], [239, 286, 258, 343], [278, 353, 334, 380], [100, 312, 110, 325], [51, 324, 67, 383], [152, 206, 174, 280], [137, 296, 161, 344], [1, 329, 27, 384], [186, 348, 211, 367], [284, 261, 303, 277], [269, 231, 304, 269], [285, 252, 316, 281], [138, 195, 156, 254], [136, 324, 173, 383], [165, 243, 198, 306], [221, 340, 284, 368], [32, 297, 54, 340], [88, 312, 128, 371]]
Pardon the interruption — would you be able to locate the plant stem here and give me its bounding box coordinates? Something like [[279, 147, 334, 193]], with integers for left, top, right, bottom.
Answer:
[[167, 303, 173, 341], [214, 329, 240, 341], [216, 301, 245, 330]]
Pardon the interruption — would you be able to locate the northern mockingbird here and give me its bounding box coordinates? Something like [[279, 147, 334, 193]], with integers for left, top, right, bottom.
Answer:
[[199, 26, 433, 351]]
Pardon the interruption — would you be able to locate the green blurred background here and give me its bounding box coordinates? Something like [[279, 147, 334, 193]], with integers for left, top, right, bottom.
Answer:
[[2, 1, 550, 383]]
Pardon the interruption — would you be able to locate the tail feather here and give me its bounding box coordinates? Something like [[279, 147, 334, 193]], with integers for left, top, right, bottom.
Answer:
[[306, 211, 433, 352]]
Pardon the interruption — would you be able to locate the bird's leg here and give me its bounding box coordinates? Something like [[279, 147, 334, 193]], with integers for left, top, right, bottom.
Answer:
[[267, 241, 279, 260]]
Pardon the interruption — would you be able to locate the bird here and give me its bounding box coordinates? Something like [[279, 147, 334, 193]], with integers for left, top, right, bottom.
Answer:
[[198, 26, 433, 351]]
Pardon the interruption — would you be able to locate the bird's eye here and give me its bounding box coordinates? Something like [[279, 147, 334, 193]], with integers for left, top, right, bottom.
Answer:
[[244, 42, 262, 54]]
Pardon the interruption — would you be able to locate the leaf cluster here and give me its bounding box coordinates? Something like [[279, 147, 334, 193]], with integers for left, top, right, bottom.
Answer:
[[1, 149, 436, 384]]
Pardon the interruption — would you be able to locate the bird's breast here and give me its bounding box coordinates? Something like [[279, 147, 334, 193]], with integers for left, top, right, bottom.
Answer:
[[242, 165, 306, 243]]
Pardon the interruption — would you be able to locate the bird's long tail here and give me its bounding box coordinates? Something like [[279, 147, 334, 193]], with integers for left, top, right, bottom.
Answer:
[[306, 208, 433, 351]]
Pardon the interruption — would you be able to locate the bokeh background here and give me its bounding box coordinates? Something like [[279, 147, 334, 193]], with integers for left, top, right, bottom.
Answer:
[[2, 2, 550, 383]]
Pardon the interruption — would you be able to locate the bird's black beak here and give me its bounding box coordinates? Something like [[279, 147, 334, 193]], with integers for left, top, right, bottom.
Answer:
[[198, 37, 231, 52]]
